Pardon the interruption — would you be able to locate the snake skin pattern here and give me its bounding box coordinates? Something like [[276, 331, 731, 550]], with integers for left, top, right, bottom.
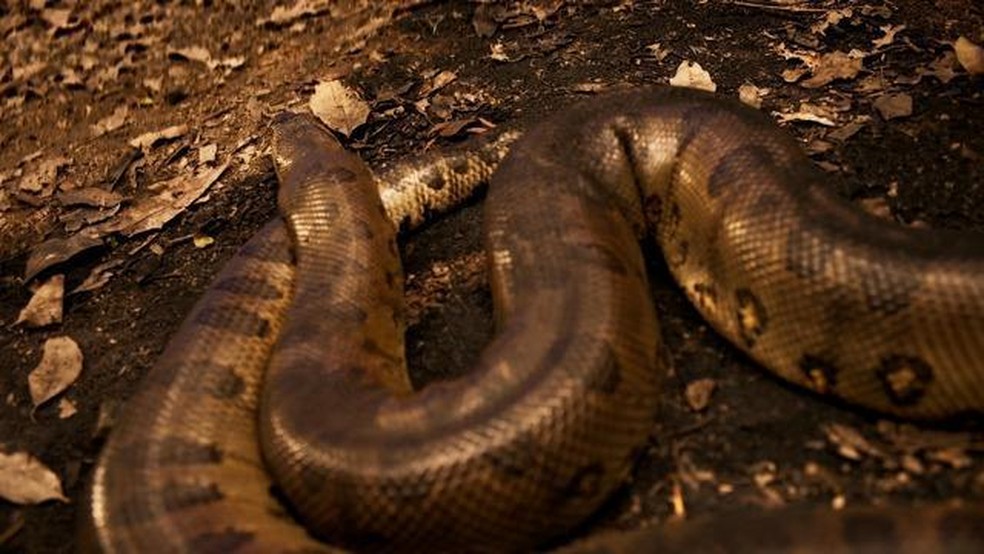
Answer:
[[83, 88, 984, 552]]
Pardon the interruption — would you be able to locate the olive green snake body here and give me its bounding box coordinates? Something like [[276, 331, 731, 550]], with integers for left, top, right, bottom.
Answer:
[[82, 88, 984, 552]]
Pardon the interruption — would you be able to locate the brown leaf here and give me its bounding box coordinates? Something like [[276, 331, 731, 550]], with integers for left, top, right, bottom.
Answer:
[[954, 36, 984, 75], [129, 124, 189, 151], [0, 451, 67, 505], [873, 93, 913, 120], [310, 80, 370, 136], [29, 336, 83, 410], [669, 61, 717, 92], [16, 274, 64, 328], [94, 163, 229, 237], [801, 51, 863, 88], [24, 232, 103, 282], [91, 105, 129, 137]]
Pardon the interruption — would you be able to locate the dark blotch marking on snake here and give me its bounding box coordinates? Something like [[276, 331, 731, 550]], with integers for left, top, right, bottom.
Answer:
[[189, 529, 255, 552], [161, 482, 224, 513], [587, 342, 623, 395], [798, 354, 840, 393], [324, 167, 357, 183], [156, 436, 223, 466], [735, 288, 768, 348], [573, 242, 629, 277], [194, 305, 271, 339], [484, 437, 537, 479], [213, 275, 283, 300], [204, 362, 246, 400], [843, 512, 898, 547], [329, 300, 369, 323], [558, 463, 605, 502], [707, 144, 775, 198], [876, 355, 934, 406], [939, 509, 984, 548]]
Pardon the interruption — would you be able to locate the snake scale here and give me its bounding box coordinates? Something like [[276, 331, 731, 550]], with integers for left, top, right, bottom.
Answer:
[[82, 87, 984, 552]]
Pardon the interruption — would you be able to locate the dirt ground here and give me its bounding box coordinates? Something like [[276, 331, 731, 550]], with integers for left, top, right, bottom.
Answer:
[[1, 1, 983, 552]]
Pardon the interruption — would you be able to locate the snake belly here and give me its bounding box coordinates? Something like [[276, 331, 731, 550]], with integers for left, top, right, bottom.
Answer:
[[84, 88, 984, 552]]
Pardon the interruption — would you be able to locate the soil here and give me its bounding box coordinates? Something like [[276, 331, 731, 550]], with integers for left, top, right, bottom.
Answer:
[[1, 1, 983, 552]]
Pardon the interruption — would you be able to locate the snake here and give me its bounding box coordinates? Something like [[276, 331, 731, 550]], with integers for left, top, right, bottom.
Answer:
[[81, 87, 984, 552]]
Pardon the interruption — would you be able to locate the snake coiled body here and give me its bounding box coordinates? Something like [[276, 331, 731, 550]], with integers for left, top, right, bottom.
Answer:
[[84, 88, 984, 552]]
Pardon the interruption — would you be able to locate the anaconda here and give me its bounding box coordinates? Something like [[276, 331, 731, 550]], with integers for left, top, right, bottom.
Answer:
[[83, 87, 984, 552]]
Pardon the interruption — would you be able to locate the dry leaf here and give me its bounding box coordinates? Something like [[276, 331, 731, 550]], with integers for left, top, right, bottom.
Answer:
[[256, 0, 332, 27], [738, 84, 769, 108], [29, 336, 83, 409], [801, 51, 863, 88], [16, 274, 64, 328], [684, 378, 717, 412], [873, 93, 913, 120], [669, 60, 717, 92], [24, 231, 103, 281], [91, 105, 129, 137], [310, 80, 370, 136], [129, 124, 189, 150], [94, 163, 229, 237], [198, 143, 218, 165], [57, 187, 123, 209], [19, 155, 72, 194], [58, 398, 77, 419], [954, 36, 984, 75], [72, 259, 124, 294], [871, 24, 906, 50], [0, 451, 67, 504]]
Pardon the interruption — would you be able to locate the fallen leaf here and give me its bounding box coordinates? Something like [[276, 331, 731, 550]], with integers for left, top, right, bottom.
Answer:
[[168, 45, 214, 67], [24, 231, 103, 282], [58, 398, 77, 420], [871, 24, 906, 50], [94, 163, 229, 237], [91, 105, 129, 137], [310, 80, 370, 136], [57, 187, 123, 209], [0, 451, 67, 504], [72, 259, 124, 294], [129, 124, 189, 150], [256, 0, 332, 27], [16, 274, 64, 328], [954, 36, 984, 75], [738, 83, 769, 108], [684, 378, 716, 412], [198, 143, 217, 165], [19, 156, 72, 194], [801, 51, 863, 88], [669, 60, 717, 92], [873, 93, 913, 120], [29, 336, 83, 409]]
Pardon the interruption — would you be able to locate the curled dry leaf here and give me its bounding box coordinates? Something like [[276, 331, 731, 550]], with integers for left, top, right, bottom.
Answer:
[[668, 60, 717, 92], [310, 80, 370, 137], [954, 36, 984, 75], [24, 231, 103, 282], [0, 451, 67, 504], [16, 274, 64, 328], [29, 336, 84, 409]]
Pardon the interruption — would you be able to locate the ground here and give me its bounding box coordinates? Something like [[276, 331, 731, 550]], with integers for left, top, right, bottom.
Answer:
[[0, 0, 983, 552]]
